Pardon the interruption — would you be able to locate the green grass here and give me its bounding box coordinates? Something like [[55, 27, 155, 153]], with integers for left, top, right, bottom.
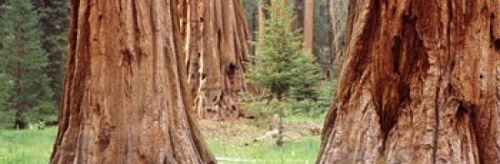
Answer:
[[0, 127, 57, 164], [285, 113, 326, 124], [207, 137, 319, 163], [206, 115, 322, 163], [0, 120, 321, 164]]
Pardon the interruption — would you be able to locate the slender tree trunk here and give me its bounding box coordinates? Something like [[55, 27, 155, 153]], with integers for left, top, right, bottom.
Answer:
[[257, 0, 269, 56], [13, 57, 26, 129], [303, 0, 314, 52], [13, 52, 25, 129], [242, 0, 258, 56], [185, 0, 250, 119], [329, 0, 340, 74], [294, 0, 304, 30], [318, 0, 500, 163], [50, 1, 215, 163]]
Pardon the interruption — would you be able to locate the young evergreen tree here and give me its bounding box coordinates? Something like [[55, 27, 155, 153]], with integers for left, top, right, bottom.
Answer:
[[0, 0, 55, 128], [247, 0, 320, 101], [246, 0, 320, 146]]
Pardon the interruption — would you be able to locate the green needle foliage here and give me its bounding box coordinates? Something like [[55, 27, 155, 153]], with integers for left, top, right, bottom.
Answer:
[[246, 1, 321, 146], [0, 0, 55, 126], [34, 0, 69, 109], [247, 0, 320, 101]]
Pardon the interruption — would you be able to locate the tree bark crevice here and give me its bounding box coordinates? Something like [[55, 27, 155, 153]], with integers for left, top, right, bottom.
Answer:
[[318, 0, 500, 163], [185, 0, 249, 119]]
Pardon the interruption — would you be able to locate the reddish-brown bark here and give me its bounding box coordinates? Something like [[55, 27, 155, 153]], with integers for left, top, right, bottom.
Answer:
[[318, 0, 500, 163], [50, 1, 215, 163], [303, 0, 314, 52], [184, 0, 250, 119]]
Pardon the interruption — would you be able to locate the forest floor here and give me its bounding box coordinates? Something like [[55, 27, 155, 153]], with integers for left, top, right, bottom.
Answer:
[[0, 115, 324, 164], [201, 115, 324, 163]]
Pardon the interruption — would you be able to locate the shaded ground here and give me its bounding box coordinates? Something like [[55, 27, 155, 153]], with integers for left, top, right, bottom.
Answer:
[[200, 117, 323, 144]]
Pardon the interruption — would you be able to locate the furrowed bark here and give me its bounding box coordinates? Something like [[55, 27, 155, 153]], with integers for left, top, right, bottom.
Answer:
[[185, 0, 250, 119], [50, 1, 215, 163], [318, 0, 500, 163]]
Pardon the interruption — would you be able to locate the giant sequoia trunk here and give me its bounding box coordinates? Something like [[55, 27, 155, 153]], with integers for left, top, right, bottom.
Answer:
[[318, 0, 500, 163], [50, 0, 215, 163], [185, 0, 250, 119]]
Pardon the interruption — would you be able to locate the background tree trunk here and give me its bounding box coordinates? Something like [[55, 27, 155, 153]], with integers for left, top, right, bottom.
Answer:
[[294, 0, 304, 30], [242, 0, 258, 56], [50, 0, 215, 163], [318, 0, 500, 163], [328, 0, 348, 77], [257, 0, 270, 57], [329, 0, 339, 76], [303, 0, 314, 52], [185, 0, 250, 119]]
